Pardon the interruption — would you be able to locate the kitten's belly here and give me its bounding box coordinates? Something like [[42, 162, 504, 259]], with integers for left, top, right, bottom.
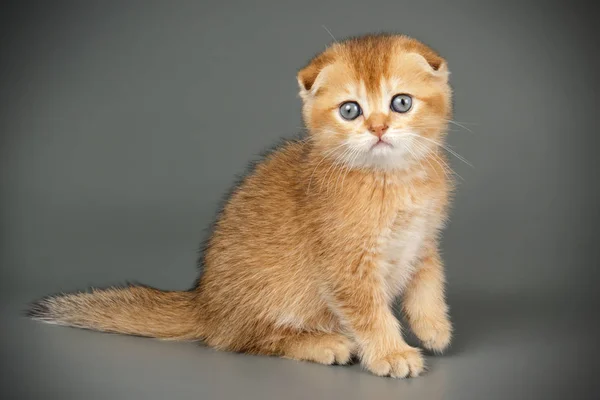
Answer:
[[380, 211, 430, 300]]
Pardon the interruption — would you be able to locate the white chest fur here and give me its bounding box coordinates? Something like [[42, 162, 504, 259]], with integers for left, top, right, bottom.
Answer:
[[378, 198, 437, 301]]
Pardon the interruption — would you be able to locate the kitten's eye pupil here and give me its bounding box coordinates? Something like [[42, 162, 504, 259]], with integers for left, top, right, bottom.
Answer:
[[339, 102, 361, 120], [391, 94, 413, 113]]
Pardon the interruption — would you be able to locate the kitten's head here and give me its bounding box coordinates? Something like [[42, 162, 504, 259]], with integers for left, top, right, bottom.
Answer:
[[298, 34, 452, 171]]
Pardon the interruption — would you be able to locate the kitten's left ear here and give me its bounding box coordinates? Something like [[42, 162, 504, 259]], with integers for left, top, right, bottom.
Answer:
[[409, 52, 450, 82]]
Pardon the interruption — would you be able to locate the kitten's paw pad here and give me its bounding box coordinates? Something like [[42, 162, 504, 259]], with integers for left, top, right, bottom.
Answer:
[[364, 347, 425, 378], [412, 318, 452, 354]]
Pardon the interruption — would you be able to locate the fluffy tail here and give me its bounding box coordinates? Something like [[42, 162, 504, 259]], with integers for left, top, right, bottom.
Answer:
[[27, 285, 201, 340]]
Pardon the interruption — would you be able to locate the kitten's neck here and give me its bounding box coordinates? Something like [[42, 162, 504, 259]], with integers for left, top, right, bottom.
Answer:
[[302, 144, 440, 198], [304, 143, 433, 184]]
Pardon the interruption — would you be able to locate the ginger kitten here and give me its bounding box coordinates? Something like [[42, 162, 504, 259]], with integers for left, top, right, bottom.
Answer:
[[28, 34, 454, 378]]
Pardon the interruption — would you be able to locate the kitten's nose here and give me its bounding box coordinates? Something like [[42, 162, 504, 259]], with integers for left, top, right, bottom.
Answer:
[[366, 113, 389, 138], [368, 124, 389, 138]]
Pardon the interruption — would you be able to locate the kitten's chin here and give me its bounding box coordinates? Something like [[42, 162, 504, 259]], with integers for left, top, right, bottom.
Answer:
[[370, 140, 395, 154], [345, 146, 417, 171]]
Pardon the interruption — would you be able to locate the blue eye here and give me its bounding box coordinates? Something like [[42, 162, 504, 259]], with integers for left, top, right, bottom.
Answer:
[[339, 102, 362, 120], [391, 94, 412, 113]]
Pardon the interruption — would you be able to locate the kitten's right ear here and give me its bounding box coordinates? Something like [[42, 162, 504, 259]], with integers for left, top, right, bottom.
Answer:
[[297, 64, 320, 94], [297, 54, 334, 99]]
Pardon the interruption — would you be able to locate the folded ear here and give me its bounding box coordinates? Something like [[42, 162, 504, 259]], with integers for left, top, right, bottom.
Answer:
[[407, 52, 450, 82], [297, 63, 319, 93], [297, 53, 335, 99]]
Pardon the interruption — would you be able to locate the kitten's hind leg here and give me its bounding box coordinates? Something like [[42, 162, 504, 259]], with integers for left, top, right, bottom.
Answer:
[[268, 331, 356, 365]]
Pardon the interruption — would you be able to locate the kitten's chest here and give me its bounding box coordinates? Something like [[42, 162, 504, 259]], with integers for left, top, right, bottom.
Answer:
[[378, 197, 435, 298]]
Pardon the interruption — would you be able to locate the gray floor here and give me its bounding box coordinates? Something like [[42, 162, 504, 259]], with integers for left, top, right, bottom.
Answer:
[[1, 291, 596, 399]]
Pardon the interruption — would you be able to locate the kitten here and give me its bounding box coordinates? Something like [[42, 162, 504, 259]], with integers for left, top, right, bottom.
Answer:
[[28, 34, 454, 378]]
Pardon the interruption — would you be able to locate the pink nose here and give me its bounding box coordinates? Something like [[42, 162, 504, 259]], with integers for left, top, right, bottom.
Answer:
[[369, 124, 389, 138]]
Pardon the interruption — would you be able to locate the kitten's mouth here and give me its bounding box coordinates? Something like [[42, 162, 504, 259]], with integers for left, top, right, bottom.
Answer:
[[371, 139, 393, 150]]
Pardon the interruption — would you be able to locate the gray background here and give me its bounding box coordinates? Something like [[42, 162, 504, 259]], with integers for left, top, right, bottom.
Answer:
[[1, 0, 598, 399]]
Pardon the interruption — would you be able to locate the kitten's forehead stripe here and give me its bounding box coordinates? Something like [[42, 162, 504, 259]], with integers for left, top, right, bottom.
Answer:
[[343, 35, 394, 93]]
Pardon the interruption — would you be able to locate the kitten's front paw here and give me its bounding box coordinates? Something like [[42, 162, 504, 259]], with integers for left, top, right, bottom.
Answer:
[[411, 317, 452, 354], [363, 347, 424, 378]]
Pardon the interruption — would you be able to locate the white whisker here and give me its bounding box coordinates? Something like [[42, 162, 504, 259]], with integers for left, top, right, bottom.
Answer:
[[322, 146, 353, 194], [445, 119, 475, 134], [321, 25, 337, 42], [337, 148, 362, 194], [306, 141, 347, 194], [405, 133, 473, 167]]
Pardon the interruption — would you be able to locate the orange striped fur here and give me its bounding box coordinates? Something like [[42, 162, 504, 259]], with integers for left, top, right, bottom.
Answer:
[[29, 34, 455, 378]]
